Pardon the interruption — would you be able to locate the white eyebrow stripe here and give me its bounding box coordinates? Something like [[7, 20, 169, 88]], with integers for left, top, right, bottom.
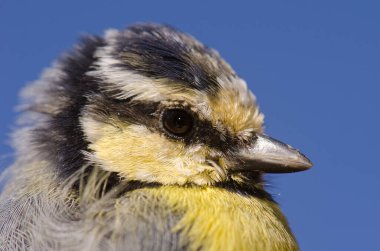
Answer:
[[87, 34, 198, 102], [85, 29, 164, 102]]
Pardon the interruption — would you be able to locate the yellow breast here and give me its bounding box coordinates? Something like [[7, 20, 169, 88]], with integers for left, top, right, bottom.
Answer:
[[146, 186, 299, 251]]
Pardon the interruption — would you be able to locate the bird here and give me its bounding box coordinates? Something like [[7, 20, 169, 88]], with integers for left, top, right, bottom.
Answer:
[[0, 23, 312, 251]]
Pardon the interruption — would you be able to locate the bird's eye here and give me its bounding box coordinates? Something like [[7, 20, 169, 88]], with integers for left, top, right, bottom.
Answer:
[[161, 109, 194, 137]]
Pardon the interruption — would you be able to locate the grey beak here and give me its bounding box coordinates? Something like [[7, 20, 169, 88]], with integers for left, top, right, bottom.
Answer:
[[232, 133, 312, 173]]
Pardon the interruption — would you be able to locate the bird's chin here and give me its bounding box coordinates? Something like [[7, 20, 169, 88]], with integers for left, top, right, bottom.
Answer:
[[228, 170, 264, 183]]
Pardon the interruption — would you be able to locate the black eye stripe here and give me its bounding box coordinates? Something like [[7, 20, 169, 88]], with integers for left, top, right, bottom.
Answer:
[[86, 96, 241, 152], [85, 96, 160, 128]]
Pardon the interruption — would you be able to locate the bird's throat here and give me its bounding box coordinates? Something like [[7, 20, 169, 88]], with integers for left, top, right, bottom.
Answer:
[[145, 186, 299, 251]]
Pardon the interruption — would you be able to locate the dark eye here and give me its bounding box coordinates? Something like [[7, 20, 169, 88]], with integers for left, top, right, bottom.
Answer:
[[161, 109, 194, 137]]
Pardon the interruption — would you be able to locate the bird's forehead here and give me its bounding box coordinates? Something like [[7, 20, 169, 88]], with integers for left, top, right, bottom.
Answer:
[[207, 79, 264, 133], [89, 24, 264, 133]]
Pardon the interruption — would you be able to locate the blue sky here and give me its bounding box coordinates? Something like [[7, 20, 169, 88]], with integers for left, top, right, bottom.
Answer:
[[1, 1, 379, 250]]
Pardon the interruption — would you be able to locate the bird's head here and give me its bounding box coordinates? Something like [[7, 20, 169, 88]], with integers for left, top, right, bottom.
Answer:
[[26, 24, 311, 187]]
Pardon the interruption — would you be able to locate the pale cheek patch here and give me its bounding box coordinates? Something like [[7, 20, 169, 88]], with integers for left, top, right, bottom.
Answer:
[[81, 117, 225, 185]]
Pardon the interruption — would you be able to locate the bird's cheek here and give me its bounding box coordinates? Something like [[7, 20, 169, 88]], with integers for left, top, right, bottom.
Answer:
[[80, 115, 121, 143], [81, 121, 218, 185]]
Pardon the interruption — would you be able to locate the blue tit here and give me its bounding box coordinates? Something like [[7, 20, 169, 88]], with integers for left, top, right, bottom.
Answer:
[[0, 23, 312, 251]]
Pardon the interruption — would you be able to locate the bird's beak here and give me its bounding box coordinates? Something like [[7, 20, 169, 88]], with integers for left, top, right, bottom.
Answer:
[[231, 133, 312, 173]]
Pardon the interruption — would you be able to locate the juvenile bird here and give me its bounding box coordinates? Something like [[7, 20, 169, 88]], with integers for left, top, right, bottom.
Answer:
[[0, 23, 312, 251]]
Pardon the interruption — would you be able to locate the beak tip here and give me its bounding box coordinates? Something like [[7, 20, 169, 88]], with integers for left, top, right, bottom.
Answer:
[[298, 152, 313, 170]]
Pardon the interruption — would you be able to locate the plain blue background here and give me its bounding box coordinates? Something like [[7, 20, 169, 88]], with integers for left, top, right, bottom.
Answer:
[[1, 1, 379, 250]]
